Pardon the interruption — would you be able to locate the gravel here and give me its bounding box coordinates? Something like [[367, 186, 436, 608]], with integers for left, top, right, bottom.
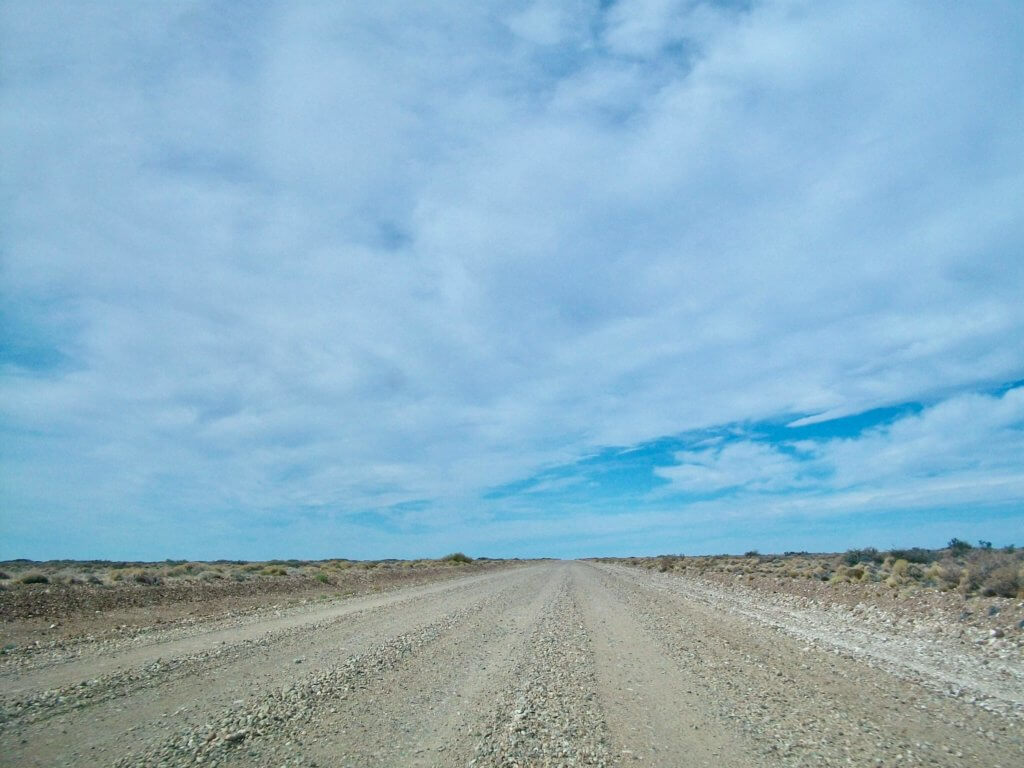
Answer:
[[114, 600, 488, 768], [592, 563, 1024, 767], [4, 561, 1023, 768], [471, 579, 612, 767], [618, 564, 1024, 716]]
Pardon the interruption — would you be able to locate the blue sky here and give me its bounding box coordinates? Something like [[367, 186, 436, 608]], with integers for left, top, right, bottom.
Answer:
[[2, 1, 1023, 560]]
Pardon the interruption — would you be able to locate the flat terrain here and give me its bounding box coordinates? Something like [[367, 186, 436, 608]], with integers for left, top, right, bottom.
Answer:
[[2, 561, 1022, 767]]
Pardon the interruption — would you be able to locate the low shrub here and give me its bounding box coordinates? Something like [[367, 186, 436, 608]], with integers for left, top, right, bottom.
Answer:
[[844, 547, 883, 566], [812, 565, 832, 581], [980, 565, 1020, 598], [18, 572, 49, 584], [832, 564, 870, 584], [957, 549, 1024, 596], [887, 547, 935, 564], [441, 552, 473, 563], [0, 570, 10, 580], [656, 555, 682, 572], [948, 537, 973, 555], [261, 566, 287, 576]]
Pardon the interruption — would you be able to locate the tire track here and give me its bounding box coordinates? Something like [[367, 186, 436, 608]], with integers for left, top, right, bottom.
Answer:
[[0, 566, 547, 768], [1, 567, 519, 690], [587, 563, 1024, 767], [471, 566, 613, 767], [574, 565, 769, 768], [610, 563, 1024, 713], [293, 564, 564, 768]]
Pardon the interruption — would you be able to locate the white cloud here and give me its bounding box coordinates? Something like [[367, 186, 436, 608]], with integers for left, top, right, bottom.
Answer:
[[602, 0, 693, 58], [1, 0, 1022, 557], [823, 388, 1024, 491], [657, 387, 1024, 514], [656, 441, 807, 493], [504, 1, 585, 47]]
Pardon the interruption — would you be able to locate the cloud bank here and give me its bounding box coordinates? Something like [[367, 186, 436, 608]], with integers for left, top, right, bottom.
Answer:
[[2, 1, 1022, 558]]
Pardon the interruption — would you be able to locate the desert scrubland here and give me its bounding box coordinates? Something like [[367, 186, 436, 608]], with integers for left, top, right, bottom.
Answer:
[[1, 553, 1022, 767]]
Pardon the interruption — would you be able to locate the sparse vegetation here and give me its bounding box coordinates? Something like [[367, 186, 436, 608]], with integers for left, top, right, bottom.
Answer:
[[887, 547, 935, 564], [133, 570, 162, 585], [948, 537, 973, 555], [0, 554, 512, 600], [843, 547, 883, 566], [600, 538, 1024, 599], [0, 556, 521, 623]]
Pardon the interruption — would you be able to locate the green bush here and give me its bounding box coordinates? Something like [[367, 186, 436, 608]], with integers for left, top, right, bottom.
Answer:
[[441, 552, 473, 563], [18, 572, 49, 584], [948, 538, 973, 555], [843, 547, 883, 566], [887, 547, 935, 564]]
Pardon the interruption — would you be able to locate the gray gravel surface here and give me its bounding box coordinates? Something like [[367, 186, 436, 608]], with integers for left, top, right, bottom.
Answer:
[[2, 561, 1022, 767], [471, 577, 612, 767]]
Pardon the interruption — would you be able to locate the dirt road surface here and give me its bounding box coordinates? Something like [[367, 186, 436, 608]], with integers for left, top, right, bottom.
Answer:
[[2, 562, 1021, 767]]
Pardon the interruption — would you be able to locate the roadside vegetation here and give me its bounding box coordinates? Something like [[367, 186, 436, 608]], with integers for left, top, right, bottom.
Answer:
[[0, 554, 510, 624], [0, 554, 489, 591], [601, 539, 1024, 598]]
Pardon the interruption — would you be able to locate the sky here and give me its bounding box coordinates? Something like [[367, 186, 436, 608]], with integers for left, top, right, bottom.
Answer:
[[2, 0, 1023, 561]]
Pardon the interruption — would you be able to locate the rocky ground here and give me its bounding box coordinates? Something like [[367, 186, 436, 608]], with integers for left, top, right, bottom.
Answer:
[[2, 561, 1022, 767], [0, 558, 511, 657]]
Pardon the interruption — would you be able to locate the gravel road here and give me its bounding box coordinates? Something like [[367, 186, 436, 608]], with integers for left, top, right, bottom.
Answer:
[[2, 562, 1021, 767]]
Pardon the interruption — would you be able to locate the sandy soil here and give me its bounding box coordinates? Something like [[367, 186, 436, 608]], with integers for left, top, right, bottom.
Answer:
[[1, 561, 1021, 767]]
